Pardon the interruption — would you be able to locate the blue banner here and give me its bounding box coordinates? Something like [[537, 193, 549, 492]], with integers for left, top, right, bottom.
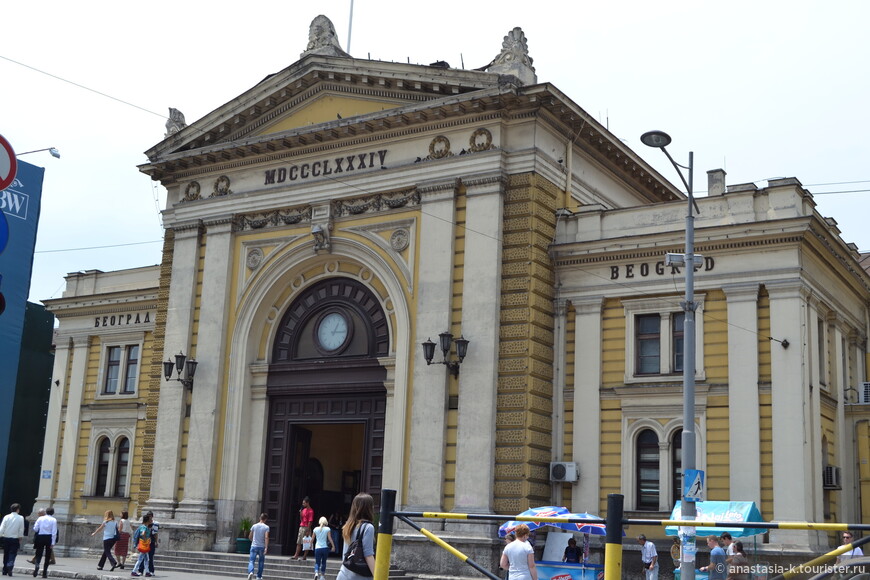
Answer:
[[0, 159, 45, 475]]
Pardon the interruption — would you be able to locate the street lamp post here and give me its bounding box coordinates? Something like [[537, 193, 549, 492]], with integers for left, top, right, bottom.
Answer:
[[641, 130, 701, 580]]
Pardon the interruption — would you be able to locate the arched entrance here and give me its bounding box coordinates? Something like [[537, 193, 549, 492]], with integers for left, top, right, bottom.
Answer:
[[264, 277, 388, 553]]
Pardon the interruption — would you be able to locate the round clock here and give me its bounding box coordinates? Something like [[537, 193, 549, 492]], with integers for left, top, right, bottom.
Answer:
[[316, 311, 350, 352]]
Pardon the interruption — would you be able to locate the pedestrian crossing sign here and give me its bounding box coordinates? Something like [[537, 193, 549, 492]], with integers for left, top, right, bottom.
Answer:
[[684, 469, 705, 501]]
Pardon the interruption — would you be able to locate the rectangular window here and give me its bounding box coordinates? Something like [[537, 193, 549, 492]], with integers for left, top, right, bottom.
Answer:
[[672, 312, 685, 373], [637, 430, 660, 510], [122, 346, 139, 394], [113, 438, 130, 497], [817, 318, 827, 386], [103, 347, 121, 394], [102, 344, 141, 396], [623, 295, 705, 384], [636, 314, 661, 375]]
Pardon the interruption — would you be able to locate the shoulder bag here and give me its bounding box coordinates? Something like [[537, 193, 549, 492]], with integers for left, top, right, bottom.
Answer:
[[342, 522, 373, 577]]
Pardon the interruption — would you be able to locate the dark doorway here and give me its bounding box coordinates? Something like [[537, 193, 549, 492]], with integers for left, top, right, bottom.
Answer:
[[264, 277, 389, 554]]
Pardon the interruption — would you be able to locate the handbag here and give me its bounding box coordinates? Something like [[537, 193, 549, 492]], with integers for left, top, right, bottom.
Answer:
[[342, 522, 373, 577], [137, 536, 151, 553], [113, 522, 121, 541]]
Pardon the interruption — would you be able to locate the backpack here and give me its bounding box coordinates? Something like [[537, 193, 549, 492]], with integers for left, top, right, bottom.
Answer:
[[136, 526, 151, 553], [342, 522, 373, 577]]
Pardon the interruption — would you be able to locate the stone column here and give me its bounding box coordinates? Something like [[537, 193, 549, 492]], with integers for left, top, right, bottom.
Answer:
[[572, 296, 604, 512], [723, 283, 761, 504], [453, 175, 504, 514], [551, 298, 568, 506], [147, 224, 201, 515], [658, 441, 672, 512], [768, 280, 816, 546], [51, 334, 90, 518], [405, 180, 457, 510], [36, 337, 72, 510], [176, 218, 234, 523]]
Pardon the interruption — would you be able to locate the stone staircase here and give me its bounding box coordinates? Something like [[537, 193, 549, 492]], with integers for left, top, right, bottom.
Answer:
[[154, 550, 416, 580]]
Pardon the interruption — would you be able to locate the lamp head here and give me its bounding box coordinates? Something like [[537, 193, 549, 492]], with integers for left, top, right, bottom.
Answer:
[[438, 332, 453, 357], [421, 338, 436, 364], [640, 130, 672, 149], [49, 147, 60, 159], [454, 335, 469, 362]]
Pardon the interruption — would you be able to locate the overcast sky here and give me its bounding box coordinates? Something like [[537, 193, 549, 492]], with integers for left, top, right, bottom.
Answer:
[[3, 0, 869, 304]]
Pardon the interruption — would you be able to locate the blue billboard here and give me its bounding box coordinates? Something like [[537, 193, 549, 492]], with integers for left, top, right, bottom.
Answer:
[[0, 159, 45, 476]]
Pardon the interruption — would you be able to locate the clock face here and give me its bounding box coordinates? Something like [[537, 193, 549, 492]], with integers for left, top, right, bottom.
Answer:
[[316, 312, 349, 352]]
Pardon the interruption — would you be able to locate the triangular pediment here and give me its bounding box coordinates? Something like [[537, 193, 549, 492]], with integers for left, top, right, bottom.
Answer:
[[145, 55, 503, 161]]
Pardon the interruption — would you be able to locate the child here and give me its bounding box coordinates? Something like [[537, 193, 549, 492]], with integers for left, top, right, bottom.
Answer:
[[130, 514, 153, 577], [301, 526, 313, 560]]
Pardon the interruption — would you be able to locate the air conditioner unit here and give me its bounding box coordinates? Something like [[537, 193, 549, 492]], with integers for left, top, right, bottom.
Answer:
[[550, 462, 580, 482], [859, 382, 870, 404], [823, 465, 841, 490]]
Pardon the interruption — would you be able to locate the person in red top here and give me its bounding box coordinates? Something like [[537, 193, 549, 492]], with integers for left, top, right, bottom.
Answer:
[[291, 497, 314, 560]]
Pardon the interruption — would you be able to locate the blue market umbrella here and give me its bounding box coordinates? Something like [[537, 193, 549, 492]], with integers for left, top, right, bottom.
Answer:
[[498, 506, 570, 537], [554, 512, 624, 536]]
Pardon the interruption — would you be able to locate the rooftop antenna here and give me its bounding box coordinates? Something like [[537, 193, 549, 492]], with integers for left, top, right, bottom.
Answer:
[[347, 0, 355, 53], [461, 53, 465, 69]]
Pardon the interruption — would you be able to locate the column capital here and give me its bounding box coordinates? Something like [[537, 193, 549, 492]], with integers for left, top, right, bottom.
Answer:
[[722, 282, 760, 302], [572, 296, 605, 316], [765, 279, 810, 300]]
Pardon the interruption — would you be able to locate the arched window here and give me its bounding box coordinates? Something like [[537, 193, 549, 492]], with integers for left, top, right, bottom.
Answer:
[[636, 429, 660, 510], [95, 438, 111, 496], [671, 429, 683, 506], [113, 438, 130, 497]]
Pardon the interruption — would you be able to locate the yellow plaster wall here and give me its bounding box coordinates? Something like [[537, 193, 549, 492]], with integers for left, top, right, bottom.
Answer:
[[443, 187, 467, 511], [759, 392, 773, 521], [256, 95, 403, 136], [703, 290, 728, 383], [599, 399, 623, 514], [704, 394, 730, 500], [494, 173, 558, 514], [757, 289, 772, 384], [601, 298, 625, 388]]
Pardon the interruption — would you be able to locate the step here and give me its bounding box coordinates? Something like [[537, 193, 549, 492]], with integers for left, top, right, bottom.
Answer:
[[154, 551, 414, 580]]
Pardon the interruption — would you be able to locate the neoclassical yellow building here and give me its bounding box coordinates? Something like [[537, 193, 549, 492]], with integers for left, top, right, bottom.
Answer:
[[38, 15, 869, 575]]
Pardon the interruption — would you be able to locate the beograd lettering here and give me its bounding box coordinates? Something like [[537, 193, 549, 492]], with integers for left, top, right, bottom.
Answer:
[[95, 312, 152, 327], [264, 149, 388, 185], [610, 257, 715, 279]]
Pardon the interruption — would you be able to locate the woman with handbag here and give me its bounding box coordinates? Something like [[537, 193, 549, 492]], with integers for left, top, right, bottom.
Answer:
[[90, 510, 118, 571], [337, 493, 375, 579]]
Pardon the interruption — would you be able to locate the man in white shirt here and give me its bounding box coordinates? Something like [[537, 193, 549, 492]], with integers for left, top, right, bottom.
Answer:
[[637, 534, 658, 580], [0, 504, 25, 576], [32, 507, 57, 578]]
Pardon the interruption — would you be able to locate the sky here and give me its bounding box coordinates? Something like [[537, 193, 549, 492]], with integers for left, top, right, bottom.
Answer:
[[3, 0, 869, 304]]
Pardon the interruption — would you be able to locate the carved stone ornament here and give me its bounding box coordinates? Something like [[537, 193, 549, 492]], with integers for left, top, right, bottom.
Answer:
[[165, 107, 187, 137], [182, 181, 201, 202], [469, 128, 493, 153], [487, 27, 537, 86], [246, 247, 264, 270], [301, 15, 351, 57], [390, 229, 410, 252], [428, 136, 452, 160], [235, 206, 312, 231], [210, 175, 233, 197], [333, 189, 420, 217]]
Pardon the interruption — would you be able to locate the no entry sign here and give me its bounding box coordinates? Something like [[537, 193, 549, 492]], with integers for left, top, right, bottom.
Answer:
[[0, 135, 16, 191]]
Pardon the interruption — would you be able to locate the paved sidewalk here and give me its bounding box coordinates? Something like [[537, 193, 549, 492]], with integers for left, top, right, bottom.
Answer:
[[10, 556, 237, 580]]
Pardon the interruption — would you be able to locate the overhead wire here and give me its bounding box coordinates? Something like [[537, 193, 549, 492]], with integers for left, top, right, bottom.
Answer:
[[6, 52, 867, 343]]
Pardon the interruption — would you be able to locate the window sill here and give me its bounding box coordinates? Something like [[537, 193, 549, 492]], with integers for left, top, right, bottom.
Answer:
[[80, 495, 131, 501]]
